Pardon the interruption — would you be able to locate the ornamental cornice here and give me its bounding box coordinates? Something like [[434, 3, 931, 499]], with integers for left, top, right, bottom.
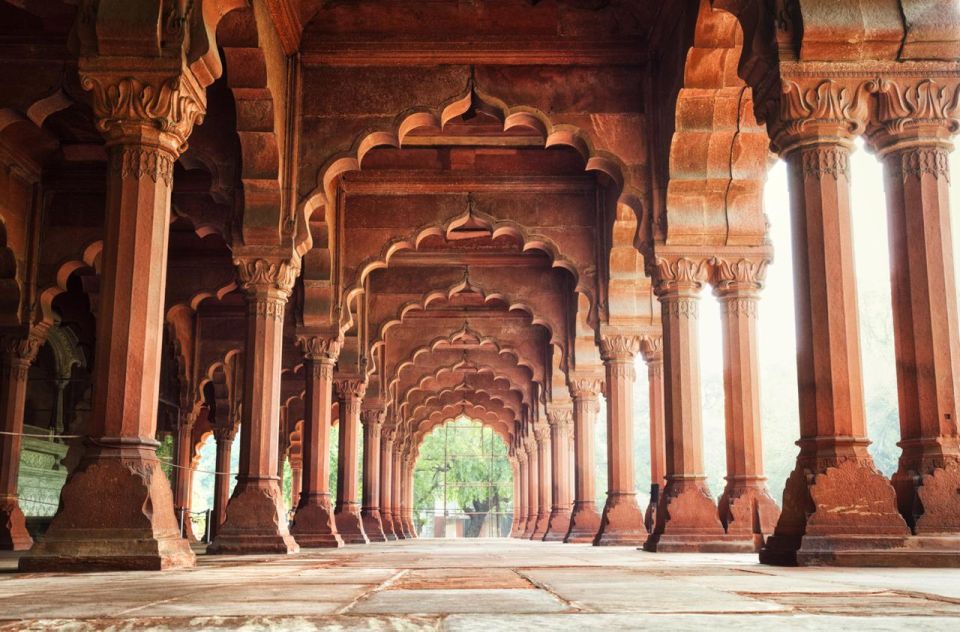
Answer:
[[78, 70, 206, 154]]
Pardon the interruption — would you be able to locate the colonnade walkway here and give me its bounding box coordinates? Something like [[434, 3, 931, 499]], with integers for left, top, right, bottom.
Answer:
[[2, 539, 960, 630]]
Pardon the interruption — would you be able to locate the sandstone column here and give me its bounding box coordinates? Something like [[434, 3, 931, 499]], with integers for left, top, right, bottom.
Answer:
[[209, 257, 300, 555], [0, 328, 45, 550], [393, 448, 407, 538], [508, 452, 521, 536], [760, 78, 910, 565], [333, 378, 368, 544], [565, 375, 604, 543], [290, 456, 303, 510], [402, 453, 417, 537], [531, 423, 553, 539], [867, 78, 960, 545], [380, 429, 397, 540], [523, 436, 539, 537], [544, 406, 574, 541], [173, 413, 197, 542], [595, 333, 646, 546], [645, 256, 731, 552], [211, 425, 235, 542], [640, 338, 666, 534], [360, 409, 386, 542], [20, 65, 206, 571], [514, 445, 528, 538], [713, 256, 781, 549], [290, 336, 342, 547]]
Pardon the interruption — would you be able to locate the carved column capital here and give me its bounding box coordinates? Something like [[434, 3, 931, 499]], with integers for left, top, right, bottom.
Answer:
[[710, 256, 769, 295], [599, 334, 642, 363], [639, 335, 663, 364], [569, 375, 604, 401], [868, 78, 960, 154], [653, 256, 709, 297], [772, 78, 872, 155], [298, 334, 342, 364], [235, 257, 300, 321], [360, 409, 384, 430], [534, 423, 551, 443], [213, 424, 237, 444], [334, 378, 367, 401], [78, 68, 207, 155], [546, 406, 573, 429]]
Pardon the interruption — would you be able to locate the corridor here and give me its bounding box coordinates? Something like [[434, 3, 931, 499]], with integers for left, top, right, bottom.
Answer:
[[3, 539, 960, 630]]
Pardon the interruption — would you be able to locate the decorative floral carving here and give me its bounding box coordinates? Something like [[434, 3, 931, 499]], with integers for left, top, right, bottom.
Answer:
[[547, 407, 573, 428], [779, 79, 872, 137], [334, 378, 367, 400], [654, 256, 709, 295], [874, 78, 960, 135], [897, 148, 951, 182], [79, 74, 206, 153], [360, 409, 384, 429], [235, 258, 300, 295], [298, 334, 342, 362], [534, 423, 551, 443], [665, 297, 699, 320], [251, 297, 285, 321], [800, 146, 849, 180], [115, 147, 174, 186], [599, 334, 642, 362], [639, 336, 663, 363], [570, 376, 604, 399], [711, 257, 769, 292]]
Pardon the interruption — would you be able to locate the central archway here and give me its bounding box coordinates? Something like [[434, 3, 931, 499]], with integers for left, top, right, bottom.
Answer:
[[413, 416, 513, 538]]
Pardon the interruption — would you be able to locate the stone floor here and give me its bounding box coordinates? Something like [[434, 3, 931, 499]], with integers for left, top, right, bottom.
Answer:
[[2, 539, 960, 630]]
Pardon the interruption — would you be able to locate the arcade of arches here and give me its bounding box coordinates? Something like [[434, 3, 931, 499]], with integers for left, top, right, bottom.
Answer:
[[2, 0, 960, 593]]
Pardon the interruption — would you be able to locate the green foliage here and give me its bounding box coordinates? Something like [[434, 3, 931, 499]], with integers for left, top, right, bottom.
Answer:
[[157, 434, 175, 482], [413, 417, 512, 536]]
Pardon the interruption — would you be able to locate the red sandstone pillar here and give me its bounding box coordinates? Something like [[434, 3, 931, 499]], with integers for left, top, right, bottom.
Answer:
[[360, 409, 386, 542], [712, 256, 781, 550], [402, 453, 417, 537], [210, 257, 300, 555], [211, 425, 235, 542], [173, 413, 198, 542], [20, 67, 205, 571], [867, 82, 960, 546], [380, 429, 397, 540], [565, 375, 604, 543], [640, 338, 666, 534], [532, 424, 553, 539], [645, 256, 732, 552], [595, 333, 646, 546], [0, 329, 45, 551], [508, 453, 521, 536], [290, 457, 302, 510], [515, 446, 529, 538], [760, 80, 910, 565], [291, 336, 342, 547], [333, 378, 368, 544], [544, 406, 574, 541], [393, 448, 407, 538], [523, 436, 539, 537]]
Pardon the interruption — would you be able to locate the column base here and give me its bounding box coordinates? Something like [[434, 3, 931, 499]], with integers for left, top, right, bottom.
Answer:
[[0, 499, 32, 551], [543, 508, 572, 541], [334, 505, 369, 544], [361, 508, 387, 542], [759, 460, 910, 566], [381, 512, 398, 540], [595, 492, 647, 546], [290, 495, 343, 548], [718, 484, 781, 551], [643, 480, 727, 552], [892, 460, 960, 535], [405, 515, 418, 537], [522, 514, 537, 538], [18, 447, 195, 571], [564, 501, 601, 543], [208, 478, 299, 555], [531, 511, 550, 540], [512, 517, 527, 538]]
